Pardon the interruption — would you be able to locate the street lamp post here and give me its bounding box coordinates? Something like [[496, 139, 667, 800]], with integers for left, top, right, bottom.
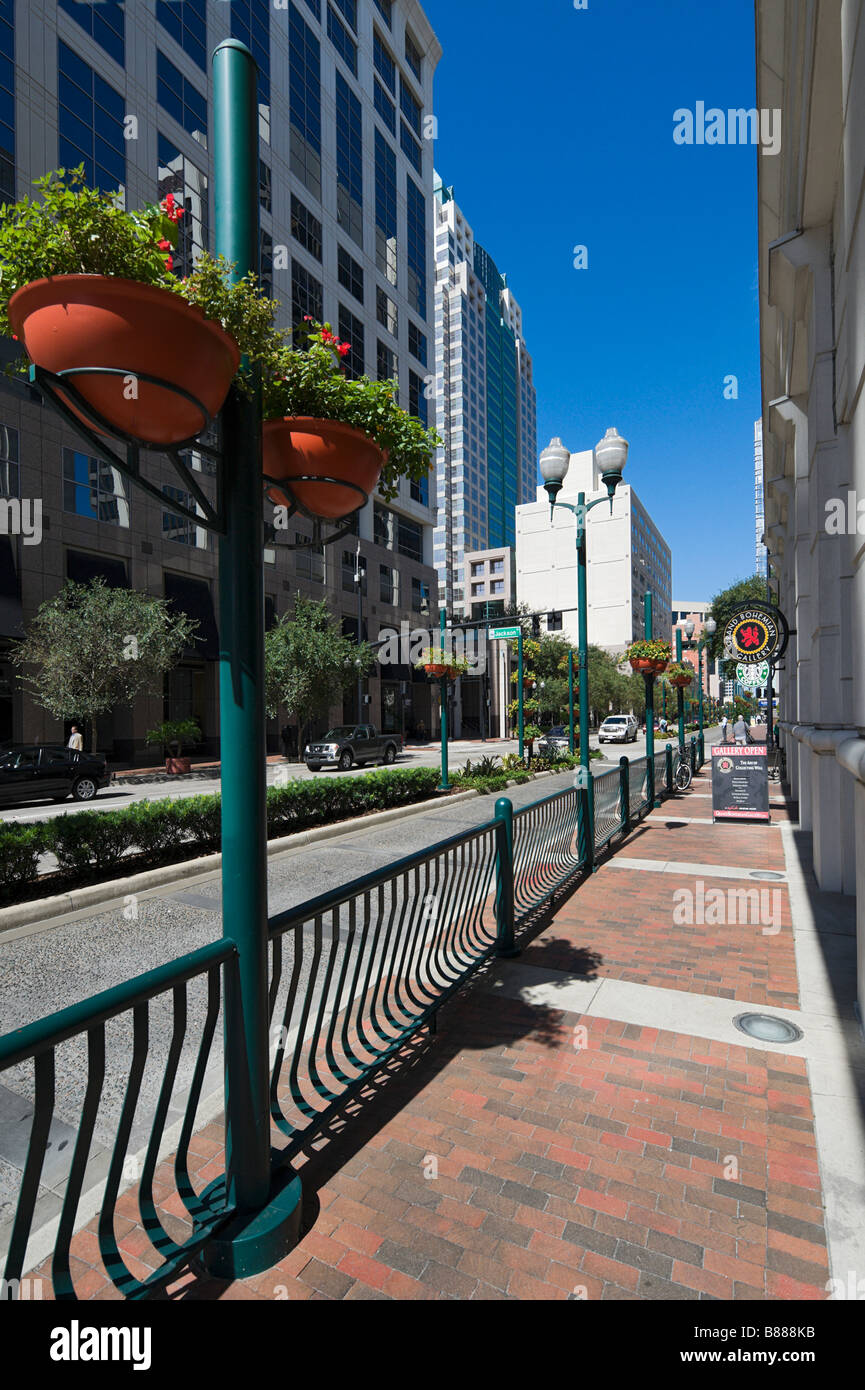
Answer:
[[354, 544, 366, 721], [568, 649, 575, 755], [676, 626, 686, 752], [541, 430, 629, 869], [439, 605, 449, 791], [683, 616, 716, 757]]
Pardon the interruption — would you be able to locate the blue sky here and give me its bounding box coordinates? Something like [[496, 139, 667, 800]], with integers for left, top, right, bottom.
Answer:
[[424, 0, 762, 602]]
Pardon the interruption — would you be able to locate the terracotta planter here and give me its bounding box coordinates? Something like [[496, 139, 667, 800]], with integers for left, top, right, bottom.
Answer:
[[166, 756, 191, 774], [424, 663, 449, 678], [630, 656, 669, 675], [670, 674, 693, 688], [8, 275, 240, 446], [263, 417, 385, 521]]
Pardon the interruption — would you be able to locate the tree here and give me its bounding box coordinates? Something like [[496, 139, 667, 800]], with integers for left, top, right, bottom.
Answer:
[[265, 596, 374, 753], [707, 574, 769, 677], [11, 579, 198, 752]]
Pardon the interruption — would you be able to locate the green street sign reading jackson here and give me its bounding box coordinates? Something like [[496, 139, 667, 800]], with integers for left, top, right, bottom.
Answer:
[[488, 626, 522, 641]]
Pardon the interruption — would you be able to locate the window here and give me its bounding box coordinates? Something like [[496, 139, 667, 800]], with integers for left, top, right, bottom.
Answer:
[[260, 229, 273, 297], [373, 503, 393, 549], [400, 121, 422, 174], [231, 0, 271, 143], [327, 5, 357, 75], [376, 287, 398, 337], [338, 305, 364, 380], [302, 0, 321, 16], [373, 79, 396, 136], [404, 31, 422, 81], [58, 42, 125, 192], [342, 550, 367, 594], [157, 136, 208, 277], [408, 370, 427, 426], [162, 485, 211, 549], [157, 50, 208, 147], [335, 72, 363, 247], [373, 31, 396, 93], [291, 194, 323, 260], [470, 561, 485, 577], [406, 176, 427, 315], [333, 0, 357, 29], [377, 340, 397, 384], [0, 423, 18, 497], [289, 2, 322, 197], [58, 0, 124, 65], [373, 0, 392, 25], [408, 321, 428, 366], [295, 533, 324, 581], [259, 158, 272, 213], [411, 577, 430, 615], [0, 0, 12, 204], [156, 0, 206, 71], [379, 564, 398, 605], [337, 246, 363, 304], [374, 130, 397, 285], [291, 259, 323, 336], [400, 77, 422, 136], [397, 515, 423, 562], [410, 474, 429, 507], [491, 580, 504, 596], [63, 448, 129, 526]]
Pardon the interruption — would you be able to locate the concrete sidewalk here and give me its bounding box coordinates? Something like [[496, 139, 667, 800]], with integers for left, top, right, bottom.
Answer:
[[26, 766, 865, 1300]]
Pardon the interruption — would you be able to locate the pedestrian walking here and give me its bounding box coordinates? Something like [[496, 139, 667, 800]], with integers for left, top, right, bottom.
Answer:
[[719, 713, 730, 743], [67, 725, 84, 753], [732, 716, 751, 745]]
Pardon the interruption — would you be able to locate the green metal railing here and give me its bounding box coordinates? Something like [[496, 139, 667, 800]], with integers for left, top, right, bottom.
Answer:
[[0, 940, 237, 1300], [1, 748, 686, 1298]]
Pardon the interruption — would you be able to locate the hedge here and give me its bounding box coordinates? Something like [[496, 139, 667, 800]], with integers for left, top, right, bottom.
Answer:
[[0, 768, 442, 903]]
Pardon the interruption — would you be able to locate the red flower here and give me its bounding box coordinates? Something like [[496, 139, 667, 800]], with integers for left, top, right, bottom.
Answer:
[[164, 192, 176, 210], [338, 342, 350, 357], [303, 314, 313, 321], [157, 238, 171, 251]]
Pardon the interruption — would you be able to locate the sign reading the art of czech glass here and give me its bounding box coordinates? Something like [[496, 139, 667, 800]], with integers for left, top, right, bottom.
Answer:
[[711, 745, 770, 822], [723, 602, 789, 665]]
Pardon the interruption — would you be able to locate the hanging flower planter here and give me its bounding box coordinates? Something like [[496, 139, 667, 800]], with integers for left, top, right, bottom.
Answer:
[[415, 648, 470, 682], [667, 663, 694, 689], [626, 639, 672, 676], [263, 417, 385, 520], [9, 275, 240, 447]]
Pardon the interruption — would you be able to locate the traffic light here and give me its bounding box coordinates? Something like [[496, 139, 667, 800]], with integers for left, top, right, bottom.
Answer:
[[531, 614, 541, 640]]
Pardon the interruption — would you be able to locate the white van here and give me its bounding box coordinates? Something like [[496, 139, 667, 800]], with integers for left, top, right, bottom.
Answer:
[[598, 715, 639, 744]]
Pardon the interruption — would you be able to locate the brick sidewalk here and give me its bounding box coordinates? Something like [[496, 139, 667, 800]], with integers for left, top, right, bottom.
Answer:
[[28, 770, 833, 1301]]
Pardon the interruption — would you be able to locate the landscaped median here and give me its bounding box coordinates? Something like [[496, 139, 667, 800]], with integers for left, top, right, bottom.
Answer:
[[0, 759, 585, 913]]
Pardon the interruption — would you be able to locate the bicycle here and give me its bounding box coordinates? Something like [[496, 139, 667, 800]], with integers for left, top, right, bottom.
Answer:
[[673, 743, 692, 791]]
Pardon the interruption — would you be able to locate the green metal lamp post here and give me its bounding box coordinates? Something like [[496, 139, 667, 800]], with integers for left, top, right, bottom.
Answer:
[[675, 626, 686, 752], [200, 38, 301, 1278], [541, 430, 629, 868], [643, 592, 660, 807], [438, 606, 449, 791], [568, 649, 575, 755]]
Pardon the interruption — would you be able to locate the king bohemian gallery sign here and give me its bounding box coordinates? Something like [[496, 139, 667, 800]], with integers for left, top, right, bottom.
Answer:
[[722, 601, 789, 666]]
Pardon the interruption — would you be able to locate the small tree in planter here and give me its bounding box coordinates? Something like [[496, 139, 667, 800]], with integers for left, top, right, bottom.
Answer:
[[626, 639, 672, 675], [262, 319, 439, 519], [146, 719, 202, 774], [523, 723, 544, 760]]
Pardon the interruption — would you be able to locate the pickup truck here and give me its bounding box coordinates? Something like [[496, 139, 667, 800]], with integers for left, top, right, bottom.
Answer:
[[304, 725, 403, 772]]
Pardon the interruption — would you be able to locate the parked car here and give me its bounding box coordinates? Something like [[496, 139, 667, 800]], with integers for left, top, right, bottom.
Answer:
[[536, 726, 572, 758], [0, 744, 111, 807], [598, 715, 639, 745], [304, 725, 403, 772]]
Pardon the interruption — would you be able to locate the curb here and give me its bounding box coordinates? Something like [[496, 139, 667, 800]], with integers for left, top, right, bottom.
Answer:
[[1, 780, 559, 934]]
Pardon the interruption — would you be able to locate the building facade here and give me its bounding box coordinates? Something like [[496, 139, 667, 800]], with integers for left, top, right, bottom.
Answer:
[[431, 179, 537, 617], [0, 0, 442, 758], [754, 418, 768, 577], [671, 603, 721, 704], [516, 442, 672, 657], [756, 0, 865, 1012]]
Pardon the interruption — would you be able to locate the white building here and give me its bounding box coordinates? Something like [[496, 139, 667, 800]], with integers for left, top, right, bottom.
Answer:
[[516, 441, 672, 655], [756, 0, 865, 1013], [431, 179, 537, 616]]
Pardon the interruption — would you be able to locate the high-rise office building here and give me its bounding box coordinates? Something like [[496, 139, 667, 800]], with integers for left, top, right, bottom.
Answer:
[[0, 0, 442, 754], [431, 178, 537, 616], [755, 418, 768, 577]]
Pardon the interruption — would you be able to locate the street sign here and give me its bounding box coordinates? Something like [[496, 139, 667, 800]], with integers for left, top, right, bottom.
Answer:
[[723, 602, 789, 664], [488, 626, 521, 641], [711, 744, 770, 822], [736, 661, 769, 689]]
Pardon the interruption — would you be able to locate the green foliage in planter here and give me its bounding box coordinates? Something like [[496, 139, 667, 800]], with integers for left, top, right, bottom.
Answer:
[[665, 662, 694, 684], [181, 794, 222, 852], [523, 724, 544, 742], [123, 801, 191, 858], [0, 826, 47, 897], [501, 753, 526, 774], [626, 639, 672, 663], [460, 755, 502, 778], [262, 321, 439, 501], [414, 647, 471, 677], [145, 719, 202, 759]]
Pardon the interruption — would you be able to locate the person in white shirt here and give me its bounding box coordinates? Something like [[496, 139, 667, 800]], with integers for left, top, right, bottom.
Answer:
[[67, 726, 84, 753], [719, 714, 730, 742]]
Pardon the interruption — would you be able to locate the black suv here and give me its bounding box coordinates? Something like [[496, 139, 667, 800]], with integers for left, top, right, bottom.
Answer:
[[0, 745, 111, 807]]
